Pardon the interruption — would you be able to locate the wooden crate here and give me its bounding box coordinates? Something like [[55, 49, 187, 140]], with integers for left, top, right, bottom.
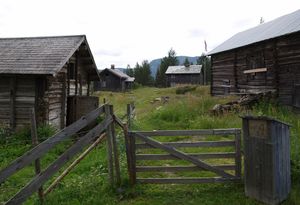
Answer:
[[242, 116, 291, 205]]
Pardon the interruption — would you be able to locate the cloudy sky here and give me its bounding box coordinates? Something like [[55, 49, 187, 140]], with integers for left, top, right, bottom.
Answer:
[[0, 0, 299, 69]]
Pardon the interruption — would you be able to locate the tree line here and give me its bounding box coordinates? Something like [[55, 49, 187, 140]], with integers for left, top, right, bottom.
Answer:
[[126, 49, 211, 87]]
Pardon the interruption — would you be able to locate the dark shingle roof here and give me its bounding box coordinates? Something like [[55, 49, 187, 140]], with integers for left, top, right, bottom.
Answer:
[[208, 9, 300, 55], [0, 35, 94, 75], [101, 68, 135, 82]]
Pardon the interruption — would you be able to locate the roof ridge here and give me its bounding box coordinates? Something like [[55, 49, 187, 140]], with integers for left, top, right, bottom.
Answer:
[[0, 35, 86, 40]]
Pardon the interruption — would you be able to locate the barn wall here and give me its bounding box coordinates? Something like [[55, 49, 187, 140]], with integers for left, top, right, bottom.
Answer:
[[211, 31, 300, 107], [95, 69, 123, 91], [277, 33, 300, 106], [0, 76, 38, 130], [211, 51, 236, 95], [166, 73, 202, 87]]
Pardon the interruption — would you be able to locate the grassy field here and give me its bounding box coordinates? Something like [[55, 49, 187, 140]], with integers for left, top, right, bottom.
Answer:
[[0, 86, 299, 205]]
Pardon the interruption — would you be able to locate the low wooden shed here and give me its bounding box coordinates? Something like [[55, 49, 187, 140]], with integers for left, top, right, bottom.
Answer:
[[94, 65, 135, 91], [0, 35, 100, 131], [165, 65, 203, 87], [208, 9, 300, 108]]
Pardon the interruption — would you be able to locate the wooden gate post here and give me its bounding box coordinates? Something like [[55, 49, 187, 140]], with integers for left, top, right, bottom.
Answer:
[[124, 127, 136, 185], [104, 104, 114, 186], [235, 130, 242, 178], [109, 105, 121, 186], [126, 104, 131, 129], [30, 108, 44, 203]]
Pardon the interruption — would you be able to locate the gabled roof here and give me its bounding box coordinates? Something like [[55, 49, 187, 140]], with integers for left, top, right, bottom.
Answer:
[[101, 68, 135, 81], [208, 9, 300, 55], [165, 65, 202, 74], [0, 35, 98, 76]]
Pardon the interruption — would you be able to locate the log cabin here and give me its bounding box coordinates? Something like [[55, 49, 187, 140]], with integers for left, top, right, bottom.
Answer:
[[94, 65, 135, 91], [0, 35, 100, 131], [208, 9, 300, 109], [165, 65, 203, 87]]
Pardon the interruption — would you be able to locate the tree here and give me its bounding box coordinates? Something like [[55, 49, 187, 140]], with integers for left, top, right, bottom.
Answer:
[[133, 60, 154, 86], [183, 57, 190, 67], [125, 64, 134, 77], [155, 48, 179, 87]]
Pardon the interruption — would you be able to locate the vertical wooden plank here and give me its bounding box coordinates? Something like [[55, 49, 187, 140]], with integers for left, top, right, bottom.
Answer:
[[127, 104, 131, 129], [235, 130, 241, 179], [9, 77, 16, 130], [124, 125, 135, 185], [67, 64, 70, 96], [61, 73, 67, 129], [79, 74, 82, 96], [130, 132, 136, 184], [30, 108, 44, 203], [105, 104, 114, 186], [87, 77, 90, 96], [109, 105, 121, 186], [75, 52, 78, 96]]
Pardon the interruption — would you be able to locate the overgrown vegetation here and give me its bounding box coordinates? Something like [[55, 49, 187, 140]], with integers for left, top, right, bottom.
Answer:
[[1, 86, 299, 205]]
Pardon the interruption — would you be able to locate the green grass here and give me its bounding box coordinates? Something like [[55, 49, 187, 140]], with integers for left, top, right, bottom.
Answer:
[[1, 86, 299, 205]]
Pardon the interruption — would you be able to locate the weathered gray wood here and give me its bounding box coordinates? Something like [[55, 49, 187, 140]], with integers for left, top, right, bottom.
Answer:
[[137, 177, 240, 184], [136, 152, 236, 160], [9, 77, 16, 130], [136, 165, 236, 172], [129, 132, 136, 185], [5, 116, 113, 205], [136, 141, 235, 149], [0, 105, 105, 184], [123, 124, 135, 185], [43, 133, 106, 196], [109, 105, 121, 186], [133, 129, 241, 136], [30, 108, 43, 203], [235, 132, 242, 178], [105, 105, 114, 186], [133, 133, 234, 178]]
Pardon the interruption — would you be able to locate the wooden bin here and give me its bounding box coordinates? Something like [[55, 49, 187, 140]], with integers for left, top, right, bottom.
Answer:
[[242, 116, 291, 205]]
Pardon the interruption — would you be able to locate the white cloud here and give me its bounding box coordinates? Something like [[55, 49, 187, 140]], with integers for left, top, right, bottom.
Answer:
[[0, 0, 299, 68]]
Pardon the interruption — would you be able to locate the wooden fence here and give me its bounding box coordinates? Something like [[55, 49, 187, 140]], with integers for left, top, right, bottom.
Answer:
[[126, 129, 242, 185], [0, 104, 123, 205]]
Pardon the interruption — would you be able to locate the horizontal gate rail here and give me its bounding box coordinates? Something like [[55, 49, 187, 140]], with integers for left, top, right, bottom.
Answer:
[[137, 177, 240, 184], [136, 152, 236, 160], [126, 128, 242, 185], [133, 132, 235, 179], [134, 129, 240, 136], [136, 141, 235, 149]]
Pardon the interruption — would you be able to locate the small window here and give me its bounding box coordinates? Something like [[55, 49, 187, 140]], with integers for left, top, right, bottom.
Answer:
[[68, 63, 76, 80], [171, 75, 175, 79]]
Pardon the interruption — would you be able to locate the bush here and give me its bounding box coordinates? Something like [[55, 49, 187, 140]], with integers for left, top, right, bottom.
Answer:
[[175, 85, 197, 94]]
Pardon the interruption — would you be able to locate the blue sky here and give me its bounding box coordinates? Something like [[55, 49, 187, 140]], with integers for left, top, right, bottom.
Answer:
[[0, 0, 299, 69]]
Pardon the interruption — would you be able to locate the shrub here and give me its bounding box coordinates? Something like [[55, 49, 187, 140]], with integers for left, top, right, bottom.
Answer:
[[175, 85, 197, 94]]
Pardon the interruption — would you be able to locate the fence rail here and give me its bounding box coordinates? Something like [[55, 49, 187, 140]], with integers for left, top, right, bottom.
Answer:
[[126, 129, 242, 185], [0, 104, 123, 205]]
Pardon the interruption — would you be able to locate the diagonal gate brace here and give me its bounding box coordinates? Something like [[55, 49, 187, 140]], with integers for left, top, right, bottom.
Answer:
[[133, 132, 234, 178]]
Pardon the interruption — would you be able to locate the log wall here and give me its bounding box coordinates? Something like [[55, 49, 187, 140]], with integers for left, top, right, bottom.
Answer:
[[211, 31, 300, 107]]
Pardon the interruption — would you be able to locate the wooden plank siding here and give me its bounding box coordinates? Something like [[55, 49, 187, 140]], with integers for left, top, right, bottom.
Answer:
[[0, 51, 98, 130], [211, 31, 300, 108]]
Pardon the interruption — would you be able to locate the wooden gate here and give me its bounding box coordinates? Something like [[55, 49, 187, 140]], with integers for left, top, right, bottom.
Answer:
[[125, 129, 241, 184]]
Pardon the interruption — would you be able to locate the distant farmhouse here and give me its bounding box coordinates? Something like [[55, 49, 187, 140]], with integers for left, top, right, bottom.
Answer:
[[0, 35, 100, 131], [208, 9, 300, 108], [94, 65, 135, 91], [165, 65, 203, 87]]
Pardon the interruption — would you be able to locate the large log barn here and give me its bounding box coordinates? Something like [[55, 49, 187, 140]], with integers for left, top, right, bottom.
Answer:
[[208, 9, 300, 109], [0, 35, 100, 131]]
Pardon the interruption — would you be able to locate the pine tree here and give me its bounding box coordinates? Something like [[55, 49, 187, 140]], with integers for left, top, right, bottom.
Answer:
[[155, 48, 179, 87], [183, 57, 190, 67]]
